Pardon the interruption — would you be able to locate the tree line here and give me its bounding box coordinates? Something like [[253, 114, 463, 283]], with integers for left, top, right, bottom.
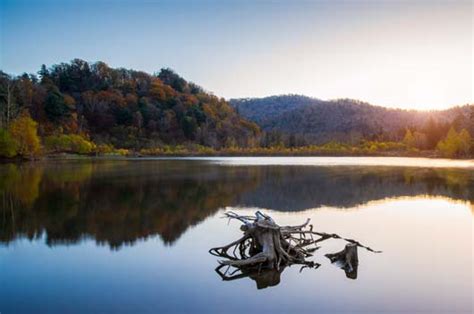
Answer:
[[232, 95, 474, 158], [402, 119, 473, 158]]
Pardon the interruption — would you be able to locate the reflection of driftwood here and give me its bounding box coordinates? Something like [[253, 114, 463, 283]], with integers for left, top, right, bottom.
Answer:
[[325, 243, 359, 279], [215, 263, 288, 289], [210, 211, 380, 287]]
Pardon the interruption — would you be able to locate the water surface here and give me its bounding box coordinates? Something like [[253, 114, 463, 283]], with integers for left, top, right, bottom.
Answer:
[[0, 157, 472, 313]]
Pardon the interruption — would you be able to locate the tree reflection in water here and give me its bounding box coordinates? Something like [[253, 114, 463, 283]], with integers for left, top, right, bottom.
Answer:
[[1, 160, 473, 250]]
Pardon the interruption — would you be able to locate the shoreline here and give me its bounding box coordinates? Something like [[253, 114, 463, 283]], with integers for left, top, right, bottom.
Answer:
[[2, 151, 473, 164]]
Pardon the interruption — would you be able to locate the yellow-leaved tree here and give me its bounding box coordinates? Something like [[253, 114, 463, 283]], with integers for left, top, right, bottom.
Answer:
[[403, 129, 416, 149], [436, 127, 472, 158], [8, 113, 41, 157]]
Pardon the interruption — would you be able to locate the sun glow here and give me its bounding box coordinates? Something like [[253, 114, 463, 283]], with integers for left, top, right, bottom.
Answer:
[[216, 2, 473, 111], [1, 1, 472, 110]]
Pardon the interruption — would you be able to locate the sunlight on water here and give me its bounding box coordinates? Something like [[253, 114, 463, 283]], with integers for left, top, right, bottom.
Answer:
[[0, 158, 472, 313], [220, 196, 473, 313], [175, 156, 474, 168]]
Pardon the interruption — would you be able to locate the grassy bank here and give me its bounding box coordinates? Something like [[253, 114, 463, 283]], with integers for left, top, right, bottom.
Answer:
[[1, 116, 472, 161], [36, 145, 463, 160]]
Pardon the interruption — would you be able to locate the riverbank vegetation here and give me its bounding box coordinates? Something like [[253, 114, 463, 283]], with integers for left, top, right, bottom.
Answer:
[[1, 60, 473, 160]]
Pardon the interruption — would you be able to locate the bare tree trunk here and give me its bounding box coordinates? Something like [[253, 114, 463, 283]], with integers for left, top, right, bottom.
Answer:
[[6, 81, 12, 126]]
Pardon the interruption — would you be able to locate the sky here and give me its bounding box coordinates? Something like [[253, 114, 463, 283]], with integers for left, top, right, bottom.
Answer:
[[0, 0, 472, 110]]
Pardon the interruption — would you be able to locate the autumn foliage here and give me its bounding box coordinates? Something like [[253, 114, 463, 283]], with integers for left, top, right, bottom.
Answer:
[[0, 60, 472, 158], [0, 59, 260, 157], [1, 113, 41, 158]]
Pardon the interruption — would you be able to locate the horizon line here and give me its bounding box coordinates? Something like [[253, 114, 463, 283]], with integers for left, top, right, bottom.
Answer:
[[1, 59, 472, 112]]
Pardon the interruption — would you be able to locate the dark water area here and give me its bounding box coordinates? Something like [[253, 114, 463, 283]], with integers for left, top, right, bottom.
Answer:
[[0, 157, 472, 313]]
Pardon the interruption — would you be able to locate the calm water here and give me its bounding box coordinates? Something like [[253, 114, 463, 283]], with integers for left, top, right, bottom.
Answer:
[[0, 157, 472, 313]]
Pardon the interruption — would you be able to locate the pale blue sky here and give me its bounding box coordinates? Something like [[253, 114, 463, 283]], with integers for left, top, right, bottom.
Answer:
[[0, 0, 472, 109]]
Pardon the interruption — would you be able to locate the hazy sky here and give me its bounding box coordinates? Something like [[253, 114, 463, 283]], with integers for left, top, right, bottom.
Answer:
[[0, 0, 472, 110]]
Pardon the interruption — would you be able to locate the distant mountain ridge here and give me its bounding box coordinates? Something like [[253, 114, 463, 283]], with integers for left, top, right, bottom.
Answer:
[[230, 95, 473, 144]]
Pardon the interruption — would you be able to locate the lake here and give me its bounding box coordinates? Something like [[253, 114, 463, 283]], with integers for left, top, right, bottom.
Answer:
[[0, 157, 472, 313]]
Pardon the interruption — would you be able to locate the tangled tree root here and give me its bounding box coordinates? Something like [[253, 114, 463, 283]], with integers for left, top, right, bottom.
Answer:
[[210, 211, 380, 286]]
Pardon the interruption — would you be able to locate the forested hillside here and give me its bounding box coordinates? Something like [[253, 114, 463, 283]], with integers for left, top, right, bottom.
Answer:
[[231, 95, 474, 145], [0, 61, 472, 159], [0, 59, 260, 157]]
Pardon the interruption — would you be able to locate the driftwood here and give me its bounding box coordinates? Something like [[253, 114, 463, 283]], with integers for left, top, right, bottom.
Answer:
[[210, 211, 380, 287]]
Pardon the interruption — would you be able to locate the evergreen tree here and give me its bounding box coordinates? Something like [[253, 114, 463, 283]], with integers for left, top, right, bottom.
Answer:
[[44, 86, 70, 122]]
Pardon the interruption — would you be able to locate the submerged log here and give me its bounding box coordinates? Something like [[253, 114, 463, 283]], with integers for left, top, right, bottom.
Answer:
[[325, 243, 359, 279], [210, 211, 380, 285]]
